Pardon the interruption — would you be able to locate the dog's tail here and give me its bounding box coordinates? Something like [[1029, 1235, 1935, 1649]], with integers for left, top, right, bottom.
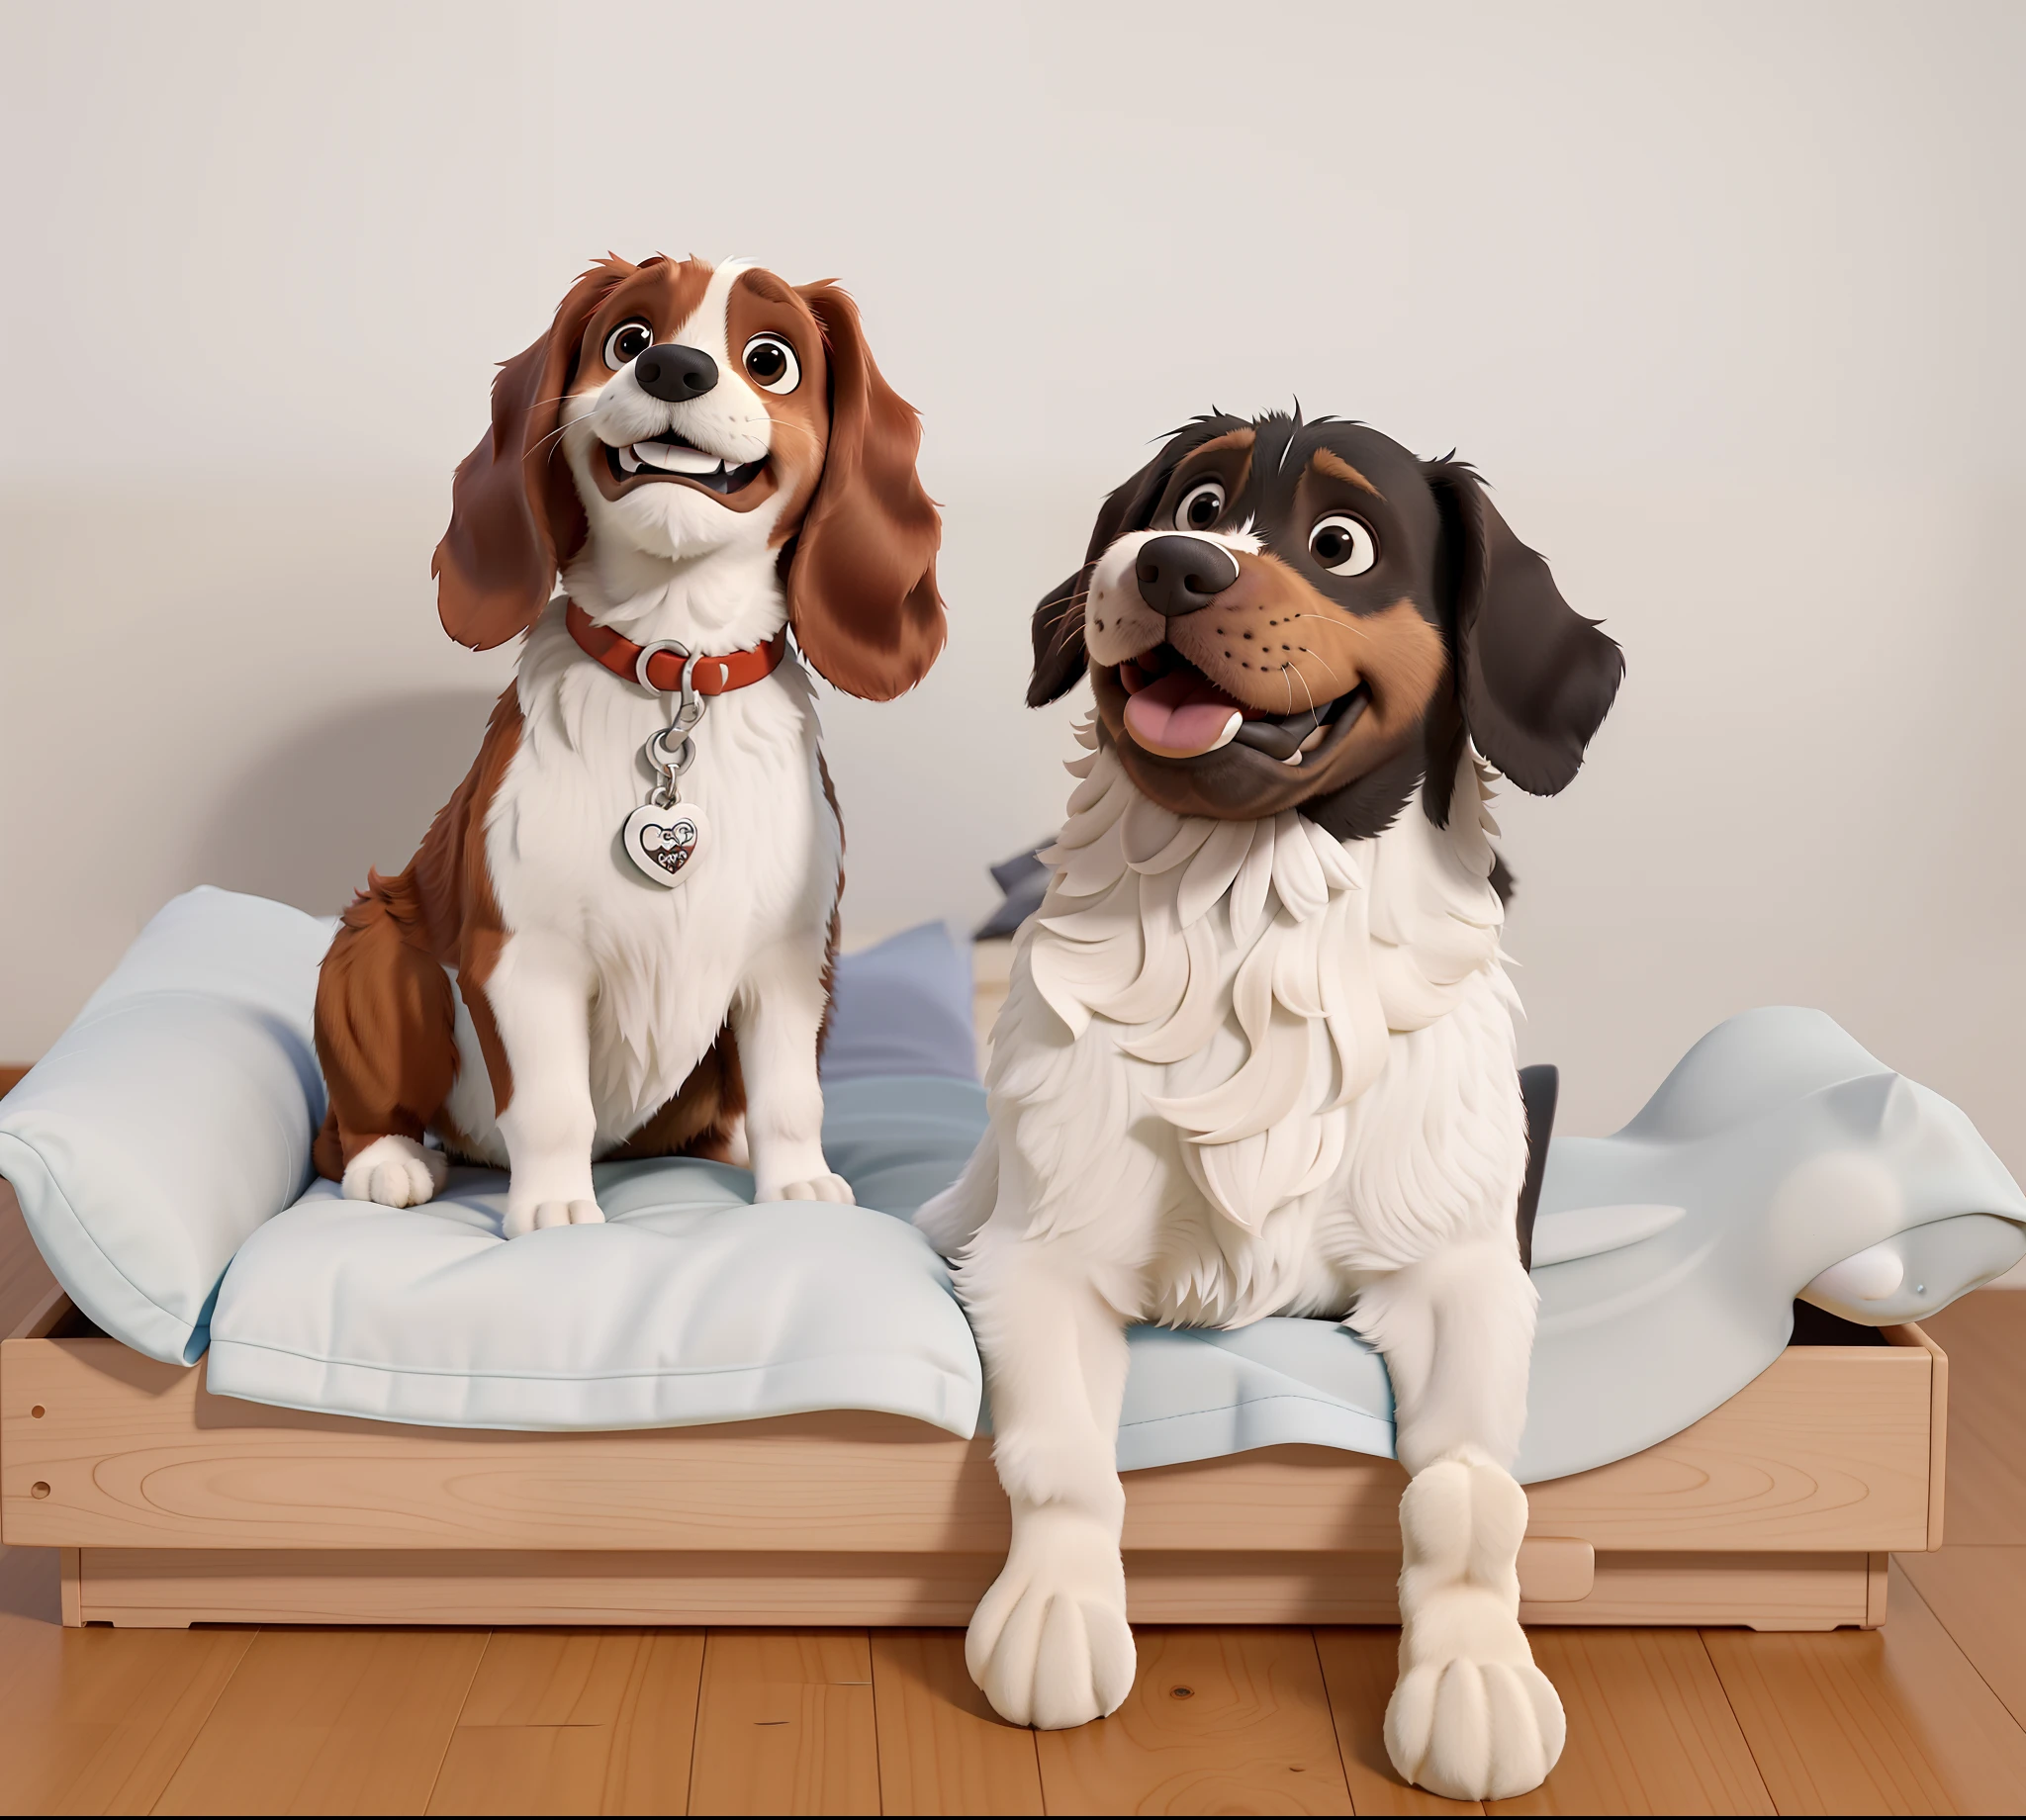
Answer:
[[914, 1128, 999, 1257]]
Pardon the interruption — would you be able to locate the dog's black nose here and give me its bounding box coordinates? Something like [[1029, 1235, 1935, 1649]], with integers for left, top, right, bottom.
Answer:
[[633, 343, 719, 402], [1135, 535, 1240, 617]]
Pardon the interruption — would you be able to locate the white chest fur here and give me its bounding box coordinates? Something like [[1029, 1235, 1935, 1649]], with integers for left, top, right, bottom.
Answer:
[[443, 605, 840, 1158], [981, 720, 1521, 1324]]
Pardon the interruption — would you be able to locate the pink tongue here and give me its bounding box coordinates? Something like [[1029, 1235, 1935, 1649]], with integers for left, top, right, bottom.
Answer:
[[1123, 671, 1243, 759]]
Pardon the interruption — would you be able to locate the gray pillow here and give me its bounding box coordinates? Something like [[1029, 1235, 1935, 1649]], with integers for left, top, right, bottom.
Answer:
[[821, 922, 977, 1083]]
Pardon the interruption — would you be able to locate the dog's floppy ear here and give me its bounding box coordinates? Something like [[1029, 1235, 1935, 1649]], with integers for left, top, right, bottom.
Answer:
[[1425, 460, 1623, 794], [1027, 453, 1170, 707], [784, 283, 944, 701], [432, 259, 629, 651]]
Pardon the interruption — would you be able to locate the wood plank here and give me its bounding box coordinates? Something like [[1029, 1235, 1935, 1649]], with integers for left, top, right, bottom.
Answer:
[[72, 1546, 1005, 1627], [4, 1340, 1009, 1554], [1488, 1630, 1772, 1815], [1524, 1344, 1933, 1554], [687, 1629, 879, 1816], [1130, 1549, 1873, 1631], [1921, 1294, 2026, 1546], [425, 1629, 703, 1816], [870, 1629, 1044, 1815], [62, 1543, 1877, 1633], [0, 1063, 29, 1100], [154, 1627, 487, 1814], [0, 1177, 60, 1348], [0, 1602, 253, 1812], [599, 1630, 710, 1815], [59, 1542, 1885, 1633], [1873, 1559, 2026, 1815], [5, 1333, 1936, 1559], [1033, 1626, 1353, 1815], [1701, 1580, 1985, 1815], [1314, 1627, 1484, 1816], [1884, 1321, 1950, 1548], [1898, 1544, 2026, 1730]]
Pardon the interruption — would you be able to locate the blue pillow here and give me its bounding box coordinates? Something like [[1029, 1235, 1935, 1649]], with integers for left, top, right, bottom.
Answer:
[[822, 922, 976, 1084], [0, 888, 331, 1362]]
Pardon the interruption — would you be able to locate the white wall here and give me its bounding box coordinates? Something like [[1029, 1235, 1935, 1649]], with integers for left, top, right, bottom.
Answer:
[[3, 1, 2021, 1168]]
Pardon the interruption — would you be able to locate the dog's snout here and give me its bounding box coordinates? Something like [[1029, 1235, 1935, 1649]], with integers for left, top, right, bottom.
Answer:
[[1135, 535, 1240, 618], [634, 343, 719, 403]]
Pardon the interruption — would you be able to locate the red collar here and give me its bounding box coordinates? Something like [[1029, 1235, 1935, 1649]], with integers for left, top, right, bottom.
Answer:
[[565, 598, 789, 694]]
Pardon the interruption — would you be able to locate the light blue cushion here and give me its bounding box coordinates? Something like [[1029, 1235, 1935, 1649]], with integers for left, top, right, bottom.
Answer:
[[0, 889, 331, 1363], [206, 1126, 981, 1433], [821, 922, 976, 1084]]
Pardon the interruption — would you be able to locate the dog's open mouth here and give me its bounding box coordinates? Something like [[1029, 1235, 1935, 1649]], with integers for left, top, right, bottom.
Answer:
[[603, 431, 766, 496], [1117, 647, 1369, 765]]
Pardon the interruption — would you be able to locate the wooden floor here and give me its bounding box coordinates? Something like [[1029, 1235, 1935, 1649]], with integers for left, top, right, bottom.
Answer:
[[0, 1295, 2023, 1814]]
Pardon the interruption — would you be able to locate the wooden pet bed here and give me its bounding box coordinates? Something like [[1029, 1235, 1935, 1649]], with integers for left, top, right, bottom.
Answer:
[[1, 1248, 1946, 1633]]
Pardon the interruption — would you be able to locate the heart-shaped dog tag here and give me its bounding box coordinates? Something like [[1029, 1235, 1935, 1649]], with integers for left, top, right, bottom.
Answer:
[[623, 800, 707, 886]]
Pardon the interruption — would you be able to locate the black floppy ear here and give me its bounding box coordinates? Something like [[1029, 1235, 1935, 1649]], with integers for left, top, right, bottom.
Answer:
[[1426, 461, 1624, 794], [1027, 453, 1171, 707]]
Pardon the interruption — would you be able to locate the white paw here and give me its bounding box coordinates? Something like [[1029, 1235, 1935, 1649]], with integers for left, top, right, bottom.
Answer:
[[966, 1507, 1135, 1730], [1386, 1450, 1565, 1800], [503, 1198, 605, 1238], [769, 1172, 856, 1204], [1385, 1655, 1565, 1801], [341, 1136, 447, 1210]]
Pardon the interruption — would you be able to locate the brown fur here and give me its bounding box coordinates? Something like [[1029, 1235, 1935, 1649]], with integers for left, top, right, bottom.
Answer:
[[314, 687, 520, 1177], [783, 282, 945, 701], [1311, 448, 1382, 497], [431, 259, 654, 652]]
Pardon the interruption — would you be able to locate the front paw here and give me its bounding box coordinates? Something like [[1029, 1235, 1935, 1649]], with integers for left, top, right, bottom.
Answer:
[[342, 1136, 447, 1210], [1385, 1649, 1565, 1801], [966, 1508, 1135, 1730], [766, 1172, 856, 1204], [1387, 1452, 1565, 1799], [503, 1198, 605, 1238]]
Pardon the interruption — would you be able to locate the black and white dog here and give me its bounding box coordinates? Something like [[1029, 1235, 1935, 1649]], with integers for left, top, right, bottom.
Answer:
[[919, 410, 1621, 1800]]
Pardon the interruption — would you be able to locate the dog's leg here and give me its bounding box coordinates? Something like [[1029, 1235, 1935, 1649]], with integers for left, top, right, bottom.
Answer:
[[958, 1217, 1137, 1729], [734, 936, 853, 1204], [314, 880, 454, 1209], [1351, 1238, 1562, 1800], [484, 930, 604, 1238]]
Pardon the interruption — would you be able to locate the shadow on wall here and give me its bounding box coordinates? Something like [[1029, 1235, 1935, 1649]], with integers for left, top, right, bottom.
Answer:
[[182, 689, 502, 919]]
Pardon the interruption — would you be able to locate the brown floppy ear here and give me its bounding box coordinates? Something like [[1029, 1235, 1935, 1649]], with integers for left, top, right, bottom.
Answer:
[[1028, 449, 1178, 707], [1426, 460, 1624, 795], [431, 259, 630, 650], [785, 283, 945, 700]]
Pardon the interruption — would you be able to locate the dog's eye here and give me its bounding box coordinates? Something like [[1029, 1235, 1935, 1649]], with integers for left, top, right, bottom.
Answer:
[[1174, 480, 1226, 532], [602, 320, 654, 370], [743, 334, 801, 395], [1309, 513, 1377, 576]]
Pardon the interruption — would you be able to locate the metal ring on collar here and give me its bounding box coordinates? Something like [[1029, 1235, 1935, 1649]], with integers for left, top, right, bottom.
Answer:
[[647, 728, 696, 775], [632, 639, 691, 691]]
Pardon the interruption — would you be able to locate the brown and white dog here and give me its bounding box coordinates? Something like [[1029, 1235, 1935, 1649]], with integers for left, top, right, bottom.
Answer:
[[918, 410, 1620, 1798], [313, 255, 942, 1233]]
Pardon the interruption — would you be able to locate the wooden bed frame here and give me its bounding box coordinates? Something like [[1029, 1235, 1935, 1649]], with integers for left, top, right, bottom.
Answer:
[[1, 1277, 1946, 1633], [0, 953, 1950, 1634]]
